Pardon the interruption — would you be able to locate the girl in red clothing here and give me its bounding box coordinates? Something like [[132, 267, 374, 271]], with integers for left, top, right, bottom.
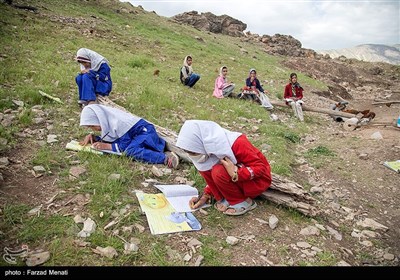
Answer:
[[284, 73, 304, 121], [176, 120, 272, 216]]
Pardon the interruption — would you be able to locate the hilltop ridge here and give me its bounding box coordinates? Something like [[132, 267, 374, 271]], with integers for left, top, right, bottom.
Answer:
[[172, 10, 399, 65], [318, 44, 400, 65]]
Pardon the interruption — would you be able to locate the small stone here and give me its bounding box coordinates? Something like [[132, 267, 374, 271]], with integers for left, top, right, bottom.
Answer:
[[359, 240, 373, 247], [12, 100, 24, 107], [187, 238, 202, 248], [226, 236, 239, 245], [356, 218, 388, 231], [73, 214, 85, 224], [77, 218, 96, 238], [296, 242, 311, 249], [69, 166, 87, 178], [268, 214, 279, 229], [123, 243, 139, 254], [47, 134, 58, 143], [370, 131, 383, 140], [315, 224, 326, 231], [33, 166, 46, 173], [134, 223, 145, 233], [260, 250, 267, 256], [0, 157, 9, 166], [326, 226, 342, 241], [151, 165, 163, 177], [194, 255, 204, 266], [199, 208, 208, 215], [108, 173, 121, 181], [336, 260, 351, 266], [311, 246, 322, 252], [300, 225, 320, 236], [270, 114, 279, 121], [358, 153, 368, 160], [94, 246, 118, 259], [383, 253, 395, 260], [183, 253, 192, 262], [26, 251, 50, 266]]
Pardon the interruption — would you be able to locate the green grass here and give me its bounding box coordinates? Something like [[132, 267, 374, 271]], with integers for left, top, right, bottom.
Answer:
[[298, 251, 337, 266], [305, 145, 336, 169], [306, 146, 336, 157], [199, 236, 226, 266]]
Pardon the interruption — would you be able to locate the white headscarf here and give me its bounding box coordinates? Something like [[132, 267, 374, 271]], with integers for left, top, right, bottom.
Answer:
[[219, 66, 227, 77], [176, 120, 242, 171], [80, 104, 140, 142], [183, 55, 193, 75], [76, 48, 109, 72], [249, 68, 256, 77]]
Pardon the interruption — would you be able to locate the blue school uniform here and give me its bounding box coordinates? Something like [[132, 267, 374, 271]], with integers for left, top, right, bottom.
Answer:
[[110, 119, 166, 164], [75, 63, 112, 102]]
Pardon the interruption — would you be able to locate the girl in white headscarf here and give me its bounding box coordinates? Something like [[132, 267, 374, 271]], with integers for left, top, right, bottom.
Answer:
[[213, 66, 235, 98], [75, 48, 112, 105], [79, 104, 179, 168], [180, 55, 200, 88], [176, 120, 272, 216]]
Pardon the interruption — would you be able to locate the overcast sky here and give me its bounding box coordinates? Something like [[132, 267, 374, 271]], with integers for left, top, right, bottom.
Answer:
[[124, 0, 399, 51]]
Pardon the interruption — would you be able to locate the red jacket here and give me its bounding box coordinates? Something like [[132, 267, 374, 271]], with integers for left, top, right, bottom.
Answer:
[[284, 83, 303, 100], [199, 134, 271, 205]]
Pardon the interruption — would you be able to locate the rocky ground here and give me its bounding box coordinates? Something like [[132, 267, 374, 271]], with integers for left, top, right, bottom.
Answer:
[[0, 56, 399, 267]]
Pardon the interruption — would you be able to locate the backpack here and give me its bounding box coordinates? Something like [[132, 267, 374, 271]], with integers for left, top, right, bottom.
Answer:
[[180, 66, 189, 84]]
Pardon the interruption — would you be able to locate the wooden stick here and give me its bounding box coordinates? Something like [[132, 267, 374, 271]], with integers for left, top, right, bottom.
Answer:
[[371, 101, 400, 106], [269, 100, 357, 118]]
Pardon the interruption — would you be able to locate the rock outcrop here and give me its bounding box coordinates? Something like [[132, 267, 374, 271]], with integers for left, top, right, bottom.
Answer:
[[172, 11, 246, 37], [242, 32, 319, 58], [173, 11, 319, 59]]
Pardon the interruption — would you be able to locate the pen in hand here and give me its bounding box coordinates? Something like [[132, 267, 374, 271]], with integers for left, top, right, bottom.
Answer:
[[92, 132, 110, 150], [98, 131, 110, 143]]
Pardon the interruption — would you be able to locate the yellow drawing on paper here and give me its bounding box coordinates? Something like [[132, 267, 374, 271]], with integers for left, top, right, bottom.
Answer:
[[136, 192, 201, 235], [142, 193, 167, 209]]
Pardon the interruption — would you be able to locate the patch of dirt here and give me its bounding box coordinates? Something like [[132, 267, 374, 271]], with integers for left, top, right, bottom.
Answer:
[[0, 145, 59, 207]]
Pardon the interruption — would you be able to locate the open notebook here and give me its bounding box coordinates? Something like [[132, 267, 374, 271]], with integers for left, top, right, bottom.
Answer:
[[136, 192, 202, 235], [154, 184, 211, 213], [65, 140, 122, 156], [383, 160, 400, 173]]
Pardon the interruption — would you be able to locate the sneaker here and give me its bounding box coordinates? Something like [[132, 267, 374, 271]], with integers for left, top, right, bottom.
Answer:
[[78, 100, 88, 109], [165, 151, 179, 169]]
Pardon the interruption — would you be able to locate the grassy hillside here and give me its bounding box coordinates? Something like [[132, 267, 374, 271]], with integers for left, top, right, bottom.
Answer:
[[0, 0, 330, 266]]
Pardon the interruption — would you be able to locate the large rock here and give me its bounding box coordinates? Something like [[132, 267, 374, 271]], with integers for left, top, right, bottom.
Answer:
[[172, 11, 316, 58], [172, 11, 246, 37]]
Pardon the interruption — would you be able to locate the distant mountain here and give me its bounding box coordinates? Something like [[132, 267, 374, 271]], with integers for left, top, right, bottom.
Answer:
[[318, 44, 400, 65]]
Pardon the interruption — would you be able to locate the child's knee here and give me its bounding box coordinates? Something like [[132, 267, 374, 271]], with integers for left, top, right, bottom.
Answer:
[[211, 164, 230, 184]]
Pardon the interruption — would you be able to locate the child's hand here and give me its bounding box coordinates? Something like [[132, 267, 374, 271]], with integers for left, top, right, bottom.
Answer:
[[220, 157, 237, 178], [189, 193, 210, 209], [79, 134, 94, 146], [92, 142, 112, 150]]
